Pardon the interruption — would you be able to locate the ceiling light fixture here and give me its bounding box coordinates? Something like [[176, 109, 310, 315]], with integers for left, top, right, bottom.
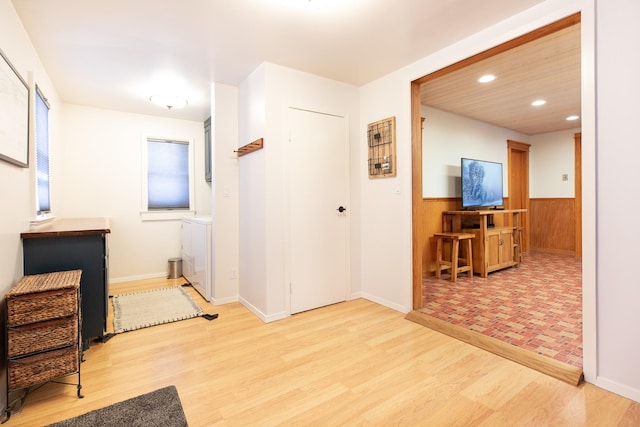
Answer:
[[478, 74, 496, 83], [149, 95, 188, 110], [566, 115, 580, 121], [531, 99, 546, 106], [282, 0, 318, 10]]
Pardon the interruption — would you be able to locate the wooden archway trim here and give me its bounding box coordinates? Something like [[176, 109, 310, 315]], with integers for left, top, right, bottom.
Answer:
[[413, 13, 580, 86], [574, 132, 582, 256]]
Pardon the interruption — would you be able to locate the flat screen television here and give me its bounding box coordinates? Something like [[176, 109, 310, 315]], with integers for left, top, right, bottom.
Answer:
[[461, 157, 504, 209]]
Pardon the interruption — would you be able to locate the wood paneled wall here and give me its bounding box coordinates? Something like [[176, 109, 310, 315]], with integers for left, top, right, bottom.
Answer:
[[529, 198, 576, 254], [417, 197, 577, 276], [417, 198, 460, 276]]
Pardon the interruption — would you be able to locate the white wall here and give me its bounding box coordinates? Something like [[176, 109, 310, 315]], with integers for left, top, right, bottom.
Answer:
[[0, 5, 31, 412], [211, 83, 240, 304], [238, 64, 268, 317], [59, 104, 210, 281], [529, 128, 579, 198], [0, 1, 34, 291], [0, 0, 63, 290], [421, 107, 578, 200], [594, 0, 640, 402], [0, 0, 65, 410], [359, 72, 413, 313], [238, 62, 360, 321], [422, 106, 529, 198]]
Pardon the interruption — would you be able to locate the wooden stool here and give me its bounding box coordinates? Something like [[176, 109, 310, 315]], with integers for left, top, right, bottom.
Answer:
[[434, 232, 474, 282], [513, 227, 523, 265]]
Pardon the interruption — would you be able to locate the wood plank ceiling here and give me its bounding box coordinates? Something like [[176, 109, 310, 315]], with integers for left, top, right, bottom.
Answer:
[[420, 23, 581, 136]]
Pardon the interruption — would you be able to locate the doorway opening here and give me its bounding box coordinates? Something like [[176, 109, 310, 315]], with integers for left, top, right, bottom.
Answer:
[[408, 13, 583, 384]]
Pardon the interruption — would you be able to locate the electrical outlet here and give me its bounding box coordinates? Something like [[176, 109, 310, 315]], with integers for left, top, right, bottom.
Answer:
[[230, 269, 237, 279]]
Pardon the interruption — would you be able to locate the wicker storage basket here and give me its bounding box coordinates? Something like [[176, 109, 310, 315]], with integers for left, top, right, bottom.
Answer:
[[8, 345, 79, 391], [8, 315, 78, 358], [6, 270, 80, 326]]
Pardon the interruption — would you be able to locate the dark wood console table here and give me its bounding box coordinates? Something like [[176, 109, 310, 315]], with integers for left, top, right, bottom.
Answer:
[[442, 209, 525, 277], [21, 218, 110, 349]]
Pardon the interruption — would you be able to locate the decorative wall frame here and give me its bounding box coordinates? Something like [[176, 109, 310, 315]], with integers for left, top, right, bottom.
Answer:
[[0, 48, 29, 167], [367, 116, 396, 178]]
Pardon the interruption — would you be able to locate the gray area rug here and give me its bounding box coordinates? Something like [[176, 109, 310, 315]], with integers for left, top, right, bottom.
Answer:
[[45, 385, 188, 427], [112, 286, 203, 333]]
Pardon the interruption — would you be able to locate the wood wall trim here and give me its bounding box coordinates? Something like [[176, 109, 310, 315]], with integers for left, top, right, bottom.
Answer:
[[411, 81, 424, 310], [412, 13, 581, 85], [574, 132, 582, 257], [507, 140, 530, 251], [507, 139, 531, 152]]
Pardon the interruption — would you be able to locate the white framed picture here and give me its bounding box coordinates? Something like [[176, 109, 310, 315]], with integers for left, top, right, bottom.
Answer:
[[0, 47, 29, 167]]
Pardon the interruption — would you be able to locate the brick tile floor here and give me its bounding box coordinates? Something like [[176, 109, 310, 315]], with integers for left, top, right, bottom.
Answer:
[[421, 251, 583, 368]]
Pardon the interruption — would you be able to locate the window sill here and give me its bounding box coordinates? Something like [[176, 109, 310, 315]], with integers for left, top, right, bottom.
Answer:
[[140, 210, 196, 222], [30, 214, 56, 229]]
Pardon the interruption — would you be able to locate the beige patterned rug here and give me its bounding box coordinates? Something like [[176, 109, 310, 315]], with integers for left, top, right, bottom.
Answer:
[[112, 286, 203, 333]]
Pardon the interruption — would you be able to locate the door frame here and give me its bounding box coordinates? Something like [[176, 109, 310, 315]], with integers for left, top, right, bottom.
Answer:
[[574, 132, 582, 256], [507, 139, 530, 252]]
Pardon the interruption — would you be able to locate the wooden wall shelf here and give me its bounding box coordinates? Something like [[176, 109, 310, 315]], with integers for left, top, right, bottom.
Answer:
[[236, 138, 263, 157]]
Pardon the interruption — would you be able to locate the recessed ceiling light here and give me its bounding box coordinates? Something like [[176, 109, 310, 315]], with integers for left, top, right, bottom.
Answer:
[[149, 95, 188, 110], [566, 115, 580, 121], [531, 99, 546, 106], [478, 74, 496, 83]]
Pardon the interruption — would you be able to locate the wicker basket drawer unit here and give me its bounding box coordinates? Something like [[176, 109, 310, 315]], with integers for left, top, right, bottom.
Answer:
[[5, 270, 82, 392], [6, 272, 79, 326], [8, 345, 80, 390], [8, 315, 79, 358]]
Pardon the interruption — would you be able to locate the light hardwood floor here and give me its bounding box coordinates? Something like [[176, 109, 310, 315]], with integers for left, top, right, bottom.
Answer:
[[6, 277, 639, 426]]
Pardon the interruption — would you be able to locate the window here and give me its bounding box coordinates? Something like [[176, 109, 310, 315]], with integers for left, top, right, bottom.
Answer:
[[35, 86, 51, 214], [147, 138, 189, 209], [141, 137, 194, 220]]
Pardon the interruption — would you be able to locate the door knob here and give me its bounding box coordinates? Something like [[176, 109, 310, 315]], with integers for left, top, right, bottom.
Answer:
[[337, 206, 347, 213]]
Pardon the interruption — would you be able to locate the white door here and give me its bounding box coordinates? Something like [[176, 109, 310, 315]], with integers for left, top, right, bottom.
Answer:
[[289, 107, 348, 314]]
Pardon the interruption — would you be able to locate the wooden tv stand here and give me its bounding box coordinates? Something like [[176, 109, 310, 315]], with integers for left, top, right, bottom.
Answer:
[[442, 209, 525, 278]]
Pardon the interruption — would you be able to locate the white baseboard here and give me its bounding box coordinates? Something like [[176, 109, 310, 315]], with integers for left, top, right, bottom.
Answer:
[[110, 272, 169, 284], [349, 291, 362, 300], [238, 296, 289, 323], [212, 295, 239, 305], [595, 375, 640, 403], [360, 292, 409, 314]]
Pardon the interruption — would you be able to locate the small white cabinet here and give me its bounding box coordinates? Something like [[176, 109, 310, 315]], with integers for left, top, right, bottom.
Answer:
[[182, 217, 212, 301]]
